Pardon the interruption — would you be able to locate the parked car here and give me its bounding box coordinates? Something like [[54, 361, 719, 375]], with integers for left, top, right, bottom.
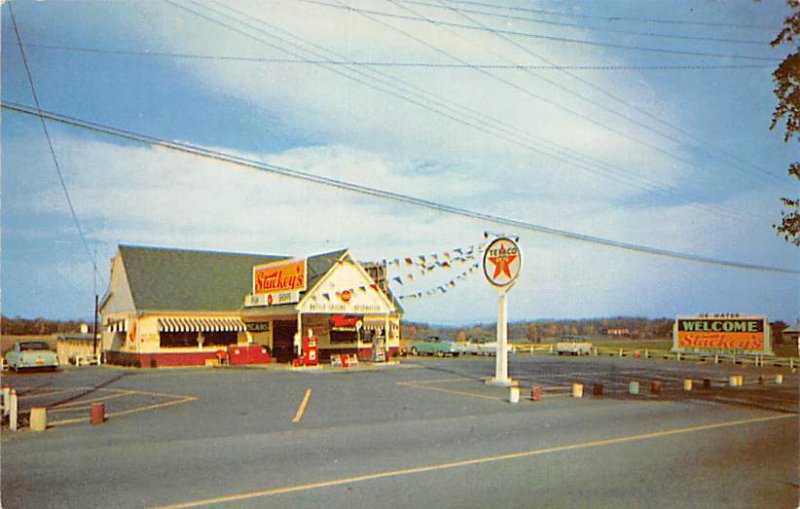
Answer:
[[409, 336, 461, 357], [455, 340, 481, 356], [556, 336, 593, 356], [5, 341, 59, 372], [475, 340, 515, 356]]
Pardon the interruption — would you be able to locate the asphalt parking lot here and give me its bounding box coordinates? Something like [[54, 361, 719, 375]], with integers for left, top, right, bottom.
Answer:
[[1, 355, 798, 508]]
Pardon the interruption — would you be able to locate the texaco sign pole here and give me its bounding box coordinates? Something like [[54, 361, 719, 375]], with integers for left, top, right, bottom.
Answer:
[[483, 236, 522, 387]]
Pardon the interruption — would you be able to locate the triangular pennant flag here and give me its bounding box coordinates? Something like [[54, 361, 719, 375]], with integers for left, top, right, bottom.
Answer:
[[392, 276, 403, 285], [405, 258, 414, 265], [322, 293, 331, 301]]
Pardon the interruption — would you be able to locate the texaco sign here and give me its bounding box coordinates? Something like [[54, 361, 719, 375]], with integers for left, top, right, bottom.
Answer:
[[483, 237, 522, 288]]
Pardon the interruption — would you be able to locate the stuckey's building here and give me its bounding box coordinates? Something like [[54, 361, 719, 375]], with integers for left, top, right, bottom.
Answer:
[[100, 245, 401, 367]]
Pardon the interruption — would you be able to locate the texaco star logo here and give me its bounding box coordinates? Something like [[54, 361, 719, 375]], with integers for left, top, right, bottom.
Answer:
[[483, 237, 522, 287]]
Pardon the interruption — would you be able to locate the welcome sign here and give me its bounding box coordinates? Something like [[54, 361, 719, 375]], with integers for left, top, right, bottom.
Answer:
[[673, 316, 771, 354]]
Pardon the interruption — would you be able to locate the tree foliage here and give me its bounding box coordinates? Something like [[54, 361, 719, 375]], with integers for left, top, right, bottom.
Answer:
[[770, 1, 800, 246]]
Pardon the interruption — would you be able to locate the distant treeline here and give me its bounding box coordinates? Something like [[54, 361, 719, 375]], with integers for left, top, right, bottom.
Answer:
[[1, 315, 85, 336], [402, 317, 675, 342], [403, 317, 793, 344]]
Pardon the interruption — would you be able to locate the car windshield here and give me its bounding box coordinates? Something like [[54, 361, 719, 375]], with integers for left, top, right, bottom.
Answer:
[[19, 342, 51, 351]]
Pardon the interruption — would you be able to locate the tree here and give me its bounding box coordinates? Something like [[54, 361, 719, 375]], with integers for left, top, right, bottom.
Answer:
[[526, 323, 540, 343], [770, 1, 800, 246]]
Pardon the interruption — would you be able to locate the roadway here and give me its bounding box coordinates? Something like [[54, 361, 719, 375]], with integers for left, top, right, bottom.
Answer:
[[1, 355, 797, 508]]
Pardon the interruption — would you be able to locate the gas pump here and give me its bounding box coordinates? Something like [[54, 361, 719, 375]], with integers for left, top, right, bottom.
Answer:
[[293, 329, 319, 367]]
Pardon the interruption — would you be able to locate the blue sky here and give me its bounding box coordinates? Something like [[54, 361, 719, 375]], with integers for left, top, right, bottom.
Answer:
[[2, 0, 797, 325]]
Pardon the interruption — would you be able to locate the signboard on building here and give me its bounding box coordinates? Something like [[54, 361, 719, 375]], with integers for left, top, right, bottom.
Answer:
[[672, 315, 773, 355], [253, 259, 307, 295]]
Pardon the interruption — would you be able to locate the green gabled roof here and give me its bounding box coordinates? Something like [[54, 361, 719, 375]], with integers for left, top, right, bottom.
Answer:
[[119, 245, 284, 312], [118, 245, 350, 313]]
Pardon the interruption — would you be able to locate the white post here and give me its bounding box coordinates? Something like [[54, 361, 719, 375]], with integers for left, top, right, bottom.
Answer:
[[9, 389, 18, 432], [489, 288, 511, 386]]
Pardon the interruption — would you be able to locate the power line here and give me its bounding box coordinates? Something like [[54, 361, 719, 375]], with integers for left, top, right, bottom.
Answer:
[[393, 0, 771, 45], [196, 0, 766, 223], [3, 101, 797, 276], [21, 43, 771, 71], [172, 0, 770, 224], [307, 0, 774, 221], [317, 0, 784, 189], [414, 0, 784, 184], [297, 0, 781, 62], [6, 3, 106, 289], [426, 0, 778, 30]]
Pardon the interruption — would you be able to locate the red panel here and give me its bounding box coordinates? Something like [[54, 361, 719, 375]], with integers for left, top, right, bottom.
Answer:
[[227, 345, 272, 365]]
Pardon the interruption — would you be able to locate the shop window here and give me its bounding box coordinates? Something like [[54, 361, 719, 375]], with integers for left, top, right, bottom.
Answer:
[[203, 331, 238, 347], [160, 331, 198, 348], [330, 330, 357, 344]]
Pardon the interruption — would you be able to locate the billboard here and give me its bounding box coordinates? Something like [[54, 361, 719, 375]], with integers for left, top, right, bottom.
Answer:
[[673, 315, 772, 355], [253, 258, 307, 295]]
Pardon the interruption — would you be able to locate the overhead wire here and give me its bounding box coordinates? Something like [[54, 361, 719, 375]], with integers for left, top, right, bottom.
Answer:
[[20, 43, 772, 71], [390, 0, 770, 45], [313, 0, 771, 221], [196, 0, 766, 224], [4, 100, 797, 276], [297, 0, 781, 62], [5, 2, 106, 289], [326, 0, 783, 185], [425, 0, 778, 30], [419, 0, 785, 183]]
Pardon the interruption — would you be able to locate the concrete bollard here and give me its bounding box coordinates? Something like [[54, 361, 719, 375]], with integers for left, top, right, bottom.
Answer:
[[650, 380, 662, 394], [683, 378, 692, 391], [703, 378, 711, 389], [592, 383, 604, 396], [677, 352, 681, 362], [572, 383, 584, 398], [90, 403, 106, 425], [714, 354, 719, 364], [645, 349, 649, 359], [618, 348, 623, 358], [629, 381, 640, 395], [531, 386, 542, 401], [9, 389, 18, 432], [29, 407, 47, 432], [729, 375, 737, 387], [775, 374, 784, 385]]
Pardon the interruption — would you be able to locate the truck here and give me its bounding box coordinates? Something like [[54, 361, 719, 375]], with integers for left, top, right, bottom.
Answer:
[[556, 336, 593, 356]]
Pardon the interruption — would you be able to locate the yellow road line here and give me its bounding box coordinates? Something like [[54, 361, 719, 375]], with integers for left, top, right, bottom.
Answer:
[[406, 378, 473, 385], [50, 392, 132, 409], [397, 381, 503, 402], [292, 389, 312, 423], [153, 413, 795, 509]]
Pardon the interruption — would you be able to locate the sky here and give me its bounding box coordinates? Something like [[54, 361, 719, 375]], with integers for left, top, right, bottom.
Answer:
[[1, 0, 798, 325]]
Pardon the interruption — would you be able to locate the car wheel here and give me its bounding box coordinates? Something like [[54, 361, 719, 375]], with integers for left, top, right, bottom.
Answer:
[[410, 347, 419, 356], [435, 350, 445, 358]]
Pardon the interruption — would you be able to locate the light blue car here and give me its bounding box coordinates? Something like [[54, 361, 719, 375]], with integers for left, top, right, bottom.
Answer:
[[6, 341, 59, 372]]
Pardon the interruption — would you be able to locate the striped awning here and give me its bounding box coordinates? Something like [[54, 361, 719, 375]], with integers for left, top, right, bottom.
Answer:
[[106, 319, 127, 333], [362, 318, 400, 331], [157, 317, 247, 333]]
